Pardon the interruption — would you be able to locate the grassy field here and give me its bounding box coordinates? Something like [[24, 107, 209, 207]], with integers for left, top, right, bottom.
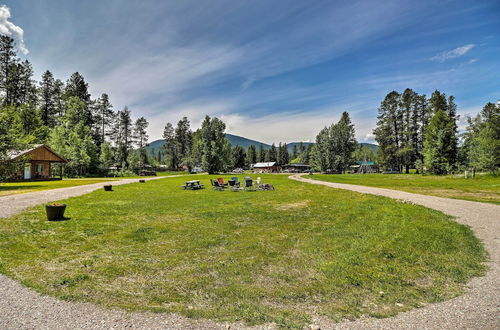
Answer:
[[0, 171, 186, 197], [0, 175, 486, 328], [310, 173, 500, 204]]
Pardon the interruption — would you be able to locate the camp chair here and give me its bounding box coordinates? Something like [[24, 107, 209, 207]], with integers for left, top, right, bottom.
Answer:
[[217, 177, 228, 187], [211, 179, 224, 191], [231, 177, 240, 188], [244, 178, 256, 191]]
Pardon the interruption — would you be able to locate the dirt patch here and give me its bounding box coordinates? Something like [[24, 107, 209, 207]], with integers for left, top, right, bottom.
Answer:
[[276, 200, 310, 211]]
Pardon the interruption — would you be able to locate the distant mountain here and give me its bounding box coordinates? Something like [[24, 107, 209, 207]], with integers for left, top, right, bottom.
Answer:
[[225, 134, 271, 150], [360, 142, 378, 153], [144, 133, 377, 157]]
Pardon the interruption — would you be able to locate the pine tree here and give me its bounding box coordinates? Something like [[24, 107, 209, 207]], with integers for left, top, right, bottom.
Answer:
[[257, 144, 265, 162], [162, 122, 178, 170], [0, 35, 17, 105], [175, 117, 193, 165], [65, 72, 93, 127], [134, 117, 149, 167], [268, 143, 277, 162], [112, 107, 133, 168], [291, 145, 298, 160], [246, 144, 257, 165], [94, 93, 114, 144], [39, 70, 57, 127], [232, 145, 246, 169], [373, 91, 402, 171]]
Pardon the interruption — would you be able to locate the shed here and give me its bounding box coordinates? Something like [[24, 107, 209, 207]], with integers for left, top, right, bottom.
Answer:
[[253, 162, 279, 173], [7, 144, 67, 181], [281, 163, 311, 173]]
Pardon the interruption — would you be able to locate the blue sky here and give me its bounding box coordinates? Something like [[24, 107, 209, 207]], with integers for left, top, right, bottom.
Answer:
[[2, 0, 499, 143]]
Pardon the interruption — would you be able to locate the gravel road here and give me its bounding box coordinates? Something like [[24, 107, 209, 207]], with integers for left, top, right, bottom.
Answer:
[[0, 174, 498, 329]]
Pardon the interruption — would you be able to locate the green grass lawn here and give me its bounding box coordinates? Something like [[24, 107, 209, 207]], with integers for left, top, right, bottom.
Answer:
[[0, 175, 486, 328], [0, 171, 187, 197], [310, 173, 500, 204]]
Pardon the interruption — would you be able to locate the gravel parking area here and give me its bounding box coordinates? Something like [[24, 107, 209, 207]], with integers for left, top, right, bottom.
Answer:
[[0, 174, 498, 329]]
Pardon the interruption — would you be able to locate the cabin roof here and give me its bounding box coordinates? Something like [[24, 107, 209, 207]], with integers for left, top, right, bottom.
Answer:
[[254, 162, 277, 168], [7, 144, 67, 162]]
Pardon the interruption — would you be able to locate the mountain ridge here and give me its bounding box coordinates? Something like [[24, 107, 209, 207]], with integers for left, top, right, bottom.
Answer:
[[145, 133, 377, 154]]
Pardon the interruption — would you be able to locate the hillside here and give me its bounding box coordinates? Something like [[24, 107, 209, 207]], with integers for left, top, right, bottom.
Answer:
[[145, 133, 377, 156]]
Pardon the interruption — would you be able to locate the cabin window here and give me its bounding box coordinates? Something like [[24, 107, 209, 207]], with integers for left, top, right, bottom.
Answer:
[[36, 164, 44, 173]]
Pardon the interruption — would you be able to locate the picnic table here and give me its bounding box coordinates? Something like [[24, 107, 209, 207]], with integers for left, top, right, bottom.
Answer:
[[182, 180, 205, 190]]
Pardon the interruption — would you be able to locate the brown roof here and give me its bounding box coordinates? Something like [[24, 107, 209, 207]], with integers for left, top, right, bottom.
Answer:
[[7, 144, 67, 162]]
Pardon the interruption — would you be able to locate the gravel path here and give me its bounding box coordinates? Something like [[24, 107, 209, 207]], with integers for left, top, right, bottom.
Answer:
[[0, 174, 498, 329]]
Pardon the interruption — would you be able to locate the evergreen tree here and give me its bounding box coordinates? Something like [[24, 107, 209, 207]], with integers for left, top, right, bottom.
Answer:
[[246, 144, 257, 165], [175, 117, 193, 166], [257, 143, 265, 162], [463, 102, 500, 173], [64, 72, 93, 126], [373, 91, 402, 171], [0, 35, 17, 106], [162, 122, 178, 170], [200, 115, 228, 174], [268, 143, 277, 162], [99, 142, 114, 170], [423, 110, 456, 174], [277, 142, 289, 165], [94, 93, 114, 144], [39, 70, 57, 127], [291, 144, 298, 159], [232, 145, 246, 169], [112, 107, 133, 168], [134, 117, 149, 166], [314, 112, 357, 172]]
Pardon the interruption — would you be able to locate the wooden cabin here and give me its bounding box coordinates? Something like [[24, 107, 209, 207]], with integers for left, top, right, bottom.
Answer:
[[7, 144, 67, 181], [253, 162, 280, 173]]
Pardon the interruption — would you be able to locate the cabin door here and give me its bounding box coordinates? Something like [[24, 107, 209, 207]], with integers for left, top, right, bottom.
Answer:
[[24, 163, 31, 179]]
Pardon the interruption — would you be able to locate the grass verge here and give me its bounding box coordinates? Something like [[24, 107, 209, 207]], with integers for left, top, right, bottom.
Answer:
[[310, 173, 500, 204]]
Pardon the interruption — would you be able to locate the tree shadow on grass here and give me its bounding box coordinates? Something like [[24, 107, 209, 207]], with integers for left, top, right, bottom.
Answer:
[[0, 185, 45, 192]]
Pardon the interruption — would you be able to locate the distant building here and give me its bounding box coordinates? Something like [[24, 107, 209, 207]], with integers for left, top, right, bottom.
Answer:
[[6, 144, 67, 181], [350, 161, 378, 174], [253, 162, 279, 173], [281, 163, 311, 173]]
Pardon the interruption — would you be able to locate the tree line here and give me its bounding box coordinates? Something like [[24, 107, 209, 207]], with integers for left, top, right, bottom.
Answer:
[[0, 35, 151, 177], [374, 88, 498, 174], [160, 116, 316, 174]]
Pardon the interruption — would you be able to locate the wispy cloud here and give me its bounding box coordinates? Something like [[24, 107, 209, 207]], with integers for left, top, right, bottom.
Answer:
[[0, 5, 28, 54], [430, 44, 475, 62]]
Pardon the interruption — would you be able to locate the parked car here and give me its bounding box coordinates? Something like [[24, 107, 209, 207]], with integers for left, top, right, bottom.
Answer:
[[139, 170, 157, 176]]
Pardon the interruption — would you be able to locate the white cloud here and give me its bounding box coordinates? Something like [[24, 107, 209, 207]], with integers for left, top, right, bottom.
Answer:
[[144, 103, 377, 145], [468, 58, 478, 64], [91, 45, 240, 108], [0, 5, 28, 55], [430, 44, 475, 62]]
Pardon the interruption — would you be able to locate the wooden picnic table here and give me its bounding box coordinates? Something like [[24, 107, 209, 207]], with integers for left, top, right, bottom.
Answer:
[[182, 180, 204, 190]]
